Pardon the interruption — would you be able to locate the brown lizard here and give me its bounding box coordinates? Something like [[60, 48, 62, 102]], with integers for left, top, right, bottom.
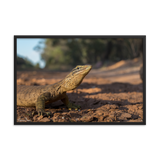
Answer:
[[17, 65, 92, 115]]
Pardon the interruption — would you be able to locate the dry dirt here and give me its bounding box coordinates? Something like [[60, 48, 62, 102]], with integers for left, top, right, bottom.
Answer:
[[16, 58, 143, 123]]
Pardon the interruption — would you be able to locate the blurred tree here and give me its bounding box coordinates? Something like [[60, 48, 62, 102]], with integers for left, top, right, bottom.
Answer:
[[17, 55, 34, 69], [139, 38, 143, 57], [66, 39, 83, 65], [40, 39, 72, 70], [35, 62, 40, 69], [17, 55, 25, 65], [81, 39, 106, 64], [34, 38, 143, 70], [104, 40, 113, 60], [124, 38, 142, 59]]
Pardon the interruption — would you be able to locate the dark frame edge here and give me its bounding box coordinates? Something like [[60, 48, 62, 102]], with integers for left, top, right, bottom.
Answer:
[[11, 33, 15, 128], [11, 32, 149, 128], [143, 36, 146, 125], [11, 32, 17, 128], [11, 33, 13, 128], [146, 34, 149, 126], [15, 32, 146, 38], [15, 122, 146, 128]]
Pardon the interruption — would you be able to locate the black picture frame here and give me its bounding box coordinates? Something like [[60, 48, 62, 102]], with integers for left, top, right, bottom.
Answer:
[[14, 35, 146, 125]]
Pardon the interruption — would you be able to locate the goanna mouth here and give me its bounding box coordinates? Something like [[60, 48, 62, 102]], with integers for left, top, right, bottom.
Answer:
[[85, 65, 92, 70]]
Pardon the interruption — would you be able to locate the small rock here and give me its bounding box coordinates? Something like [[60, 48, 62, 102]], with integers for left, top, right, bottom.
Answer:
[[110, 105, 118, 109], [58, 119, 66, 122], [132, 114, 139, 119], [92, 113, 99, 118], [98, 116, 104, 122], [95, 110, 103, 116], [76, 118, 80, 121], [106, 106, 111, 110], [138, 105, 143, 109], [81, 116, 94, 122], [37, 115, 43, 121], [121, 113, 132, 119], [54, 112, 62, 116], [137, 110, 143, 115], [61, 112, 67, 116], [103, 113, 109, 117], [39, 117, 50, 122], [104, 117, 114, 122], [52, 117, 58, 122], [109, 114, 115, 118], [33, 115, 39, 121], [109, 109, 116, 112], [69, 118, 77, 122], [115, 111, 122, 116]]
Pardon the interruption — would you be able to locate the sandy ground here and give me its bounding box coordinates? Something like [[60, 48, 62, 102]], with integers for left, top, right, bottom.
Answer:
[[16, 58, 143, 123]]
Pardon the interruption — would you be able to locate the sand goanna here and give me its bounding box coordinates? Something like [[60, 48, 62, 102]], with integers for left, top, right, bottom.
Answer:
[[17, 65, 92, 116]]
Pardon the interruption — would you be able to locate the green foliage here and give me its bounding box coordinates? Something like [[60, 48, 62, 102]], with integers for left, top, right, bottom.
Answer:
[[17, 56, 25, 65], [66, 39, 83, 65], [35, 38, 143, 70], [35, 62, 40, 69], [17, 55, 40, 70], [40, 39, 71, 70]]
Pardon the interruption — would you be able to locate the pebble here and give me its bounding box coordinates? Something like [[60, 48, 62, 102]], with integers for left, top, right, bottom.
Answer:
[[132, 115, 139, 119], [37, 115, 43, 121], [33, 115, 38, 121], [137, 110, 143, 115], [121, 113, 132, 119], [98, 116, 104, 122], [81, 116, 93, 122], [39, 117, 50, 122]]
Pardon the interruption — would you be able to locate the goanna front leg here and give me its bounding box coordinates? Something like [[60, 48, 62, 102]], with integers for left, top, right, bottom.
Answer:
[[35, 92, 51, 116], [61, 94, 81, 110]]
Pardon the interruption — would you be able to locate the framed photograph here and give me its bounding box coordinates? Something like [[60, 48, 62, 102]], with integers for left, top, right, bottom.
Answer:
[[14, 35, 146, 125]]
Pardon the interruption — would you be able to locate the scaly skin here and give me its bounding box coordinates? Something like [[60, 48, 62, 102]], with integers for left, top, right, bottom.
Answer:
[[17, 65, 92, 115]]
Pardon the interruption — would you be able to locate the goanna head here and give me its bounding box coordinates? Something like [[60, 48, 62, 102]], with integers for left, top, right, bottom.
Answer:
[[63, 65, 92, 91]]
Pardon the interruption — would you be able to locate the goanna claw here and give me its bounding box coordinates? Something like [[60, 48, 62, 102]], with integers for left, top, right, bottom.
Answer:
[[36, 111, 51, 117], [66, 101, 81, 111]]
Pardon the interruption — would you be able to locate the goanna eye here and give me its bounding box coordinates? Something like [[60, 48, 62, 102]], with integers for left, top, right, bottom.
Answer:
[[77, 67, 79, 69]]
